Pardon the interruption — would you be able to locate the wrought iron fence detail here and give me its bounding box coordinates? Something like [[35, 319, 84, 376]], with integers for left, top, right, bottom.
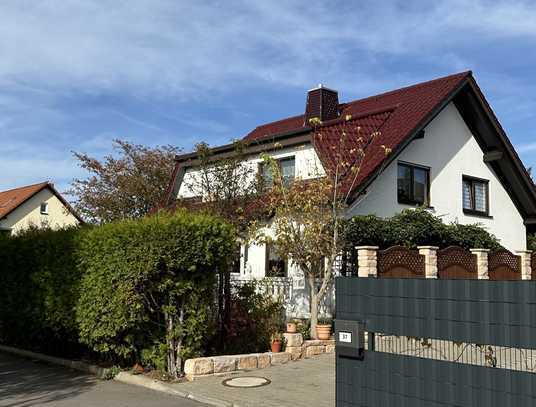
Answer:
[[372, 334, 536, 373]]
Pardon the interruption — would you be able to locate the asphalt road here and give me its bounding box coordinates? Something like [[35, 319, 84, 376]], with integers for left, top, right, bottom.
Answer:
[[0, 352, 207, 407]]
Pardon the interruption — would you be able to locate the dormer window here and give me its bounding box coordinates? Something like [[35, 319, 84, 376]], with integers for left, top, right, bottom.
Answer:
[[259, 156, 295, 189], [40, 202, 49, 215]]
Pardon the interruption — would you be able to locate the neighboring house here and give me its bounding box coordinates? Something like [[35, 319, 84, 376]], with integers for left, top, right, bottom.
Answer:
[[0, 182, 83, 235], [162, 71, 536, 315]]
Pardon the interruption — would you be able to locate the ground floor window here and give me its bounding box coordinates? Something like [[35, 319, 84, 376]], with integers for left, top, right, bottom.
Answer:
[[265, 243, 287, 277], [231, 244, 241, 274]]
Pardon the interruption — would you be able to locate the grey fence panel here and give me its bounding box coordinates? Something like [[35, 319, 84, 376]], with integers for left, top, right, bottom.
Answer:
[[336, 277, 536, 349], [337, 351, 536, 407]]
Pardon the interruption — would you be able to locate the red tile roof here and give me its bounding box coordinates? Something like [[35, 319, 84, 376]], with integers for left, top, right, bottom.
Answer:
[[244, 71, 472, 197], [0, 182, 84, 223], [0, 182, 50, 219]]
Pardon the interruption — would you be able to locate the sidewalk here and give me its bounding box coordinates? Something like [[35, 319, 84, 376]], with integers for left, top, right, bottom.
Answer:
[[171, 354, 335, 407]]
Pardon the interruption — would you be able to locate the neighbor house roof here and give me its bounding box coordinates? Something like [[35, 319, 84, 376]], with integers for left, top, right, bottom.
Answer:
[[163, 71, 536, 222], [0, 182, 84, 223]]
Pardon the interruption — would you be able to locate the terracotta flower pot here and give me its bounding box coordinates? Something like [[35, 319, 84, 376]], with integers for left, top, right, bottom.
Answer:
[[286, 322, 297, 333], [316, 324, 332, 340], [271, 340, 282, 353]]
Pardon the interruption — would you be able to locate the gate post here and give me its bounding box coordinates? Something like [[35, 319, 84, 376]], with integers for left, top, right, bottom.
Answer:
[[470, 249, 490, 279], [516, 250, 532, 280], [418, 246, 438, 278], [356, 246, 378, 277]]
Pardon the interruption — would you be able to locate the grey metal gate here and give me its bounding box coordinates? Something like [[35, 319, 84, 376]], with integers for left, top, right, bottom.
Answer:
[[335, 277, 536, 406]]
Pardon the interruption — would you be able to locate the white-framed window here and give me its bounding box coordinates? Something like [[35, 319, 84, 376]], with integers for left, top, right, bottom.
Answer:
[[259, 156, 296, 189], [462, 176, 489, 216], [265, 243, 287, 277], [40, 202, 49, 215]]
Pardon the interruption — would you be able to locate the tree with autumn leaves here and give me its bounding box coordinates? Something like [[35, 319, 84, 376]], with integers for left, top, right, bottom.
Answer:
[[261, 115, 386, 338], [69, 139, 180, 223]]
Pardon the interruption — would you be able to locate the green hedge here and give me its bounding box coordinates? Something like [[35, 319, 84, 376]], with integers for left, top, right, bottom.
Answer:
[[0, 227, 83, 355], [344, 209, 502, 251], [76, 210, 234, 368], [529, 234, 536, 251], [0, 210, 234, 373]]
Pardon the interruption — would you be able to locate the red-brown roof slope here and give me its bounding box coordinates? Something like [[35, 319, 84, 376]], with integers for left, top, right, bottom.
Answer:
[[0, 182, 84, 223], [245, 71, 472, 196], [0, 182, 50, 219]]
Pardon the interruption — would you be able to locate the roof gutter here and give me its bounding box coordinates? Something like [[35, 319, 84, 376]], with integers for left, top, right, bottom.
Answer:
[[174, 126, 313, 165]]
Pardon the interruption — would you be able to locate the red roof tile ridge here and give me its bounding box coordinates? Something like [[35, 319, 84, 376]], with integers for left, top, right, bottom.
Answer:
[[248, 113, 304, 131], [0, 181, 49, 195], [318, 105, 398, 128], [344, 71, 472, 107]]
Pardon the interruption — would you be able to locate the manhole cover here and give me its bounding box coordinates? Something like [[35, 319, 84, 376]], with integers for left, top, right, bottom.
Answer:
[[222, 376, 271, 388]]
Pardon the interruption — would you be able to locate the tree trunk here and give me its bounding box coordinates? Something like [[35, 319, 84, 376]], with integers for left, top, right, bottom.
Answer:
[[175, 306, 185, 376], [165, 312, 178, 378], [217, 267, 224, 351], [308, 274, 319, 339], [223, 266, 231, 352]]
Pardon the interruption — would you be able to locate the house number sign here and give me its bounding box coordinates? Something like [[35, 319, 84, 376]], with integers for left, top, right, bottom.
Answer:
[[338, 331, 352, 343]]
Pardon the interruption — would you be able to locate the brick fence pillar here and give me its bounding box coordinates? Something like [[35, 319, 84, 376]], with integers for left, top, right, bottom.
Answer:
[[516, 250, 533, 280], [470, 249, 490, 280], [356, 246, 378, 277], [418, 246, 439, 278]]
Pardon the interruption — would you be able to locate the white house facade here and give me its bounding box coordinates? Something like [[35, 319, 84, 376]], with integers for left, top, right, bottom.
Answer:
[[162, 72, 536, 317], [0, 182, 82, 235], [349, 102, 527, 251]]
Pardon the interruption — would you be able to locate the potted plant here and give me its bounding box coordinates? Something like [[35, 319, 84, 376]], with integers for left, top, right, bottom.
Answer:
[[270, 332, 283, 353], [286, 318, 298, 333], [316, 317, 332, 340]]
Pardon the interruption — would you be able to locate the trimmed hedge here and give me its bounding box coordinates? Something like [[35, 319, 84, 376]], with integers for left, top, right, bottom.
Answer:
[[344, 209, 502, 250], [0, 210, 235, 373], [76, 210, 234, 369], [0, 226, 83, 356]]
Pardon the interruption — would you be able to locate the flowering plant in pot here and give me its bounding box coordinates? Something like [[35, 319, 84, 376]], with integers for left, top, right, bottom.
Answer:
[[270, 332, 284, 353], [316, 317, 332, 340], [286, 318, 298, 333]]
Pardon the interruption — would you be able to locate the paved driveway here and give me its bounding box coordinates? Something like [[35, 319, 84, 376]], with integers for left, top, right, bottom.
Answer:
[[174, 353, 335, 407], [0, 352, 207, 407]]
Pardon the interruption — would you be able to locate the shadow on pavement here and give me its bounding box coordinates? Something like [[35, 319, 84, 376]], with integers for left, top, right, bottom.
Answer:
[[0, 352, 96, 407]]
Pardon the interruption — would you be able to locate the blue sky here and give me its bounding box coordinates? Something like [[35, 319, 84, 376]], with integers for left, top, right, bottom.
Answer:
[[1, 0, 535, 193]]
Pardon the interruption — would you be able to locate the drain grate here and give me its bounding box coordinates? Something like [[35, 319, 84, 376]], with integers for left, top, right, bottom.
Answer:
[[222, 376, 271, 388]]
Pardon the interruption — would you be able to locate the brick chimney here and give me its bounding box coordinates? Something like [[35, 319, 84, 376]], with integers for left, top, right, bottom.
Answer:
[[305, 84, 339, 124]]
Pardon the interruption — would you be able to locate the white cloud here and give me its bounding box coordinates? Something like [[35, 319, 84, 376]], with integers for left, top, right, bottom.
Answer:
[[1, 0, 535, 191], [2, 0, 534, 99]]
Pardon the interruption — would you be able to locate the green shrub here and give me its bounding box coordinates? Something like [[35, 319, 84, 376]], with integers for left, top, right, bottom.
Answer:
[[76, 210, 234, 374], [221, 281, 284, 355], [0, 226, 84, 355], [344, 209, 501, 251], [528, 234, 536, 251]]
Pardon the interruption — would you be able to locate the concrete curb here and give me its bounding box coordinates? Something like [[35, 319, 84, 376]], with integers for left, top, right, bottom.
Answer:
[[0, 344, 113, 379], [114, 372, 238, 407]]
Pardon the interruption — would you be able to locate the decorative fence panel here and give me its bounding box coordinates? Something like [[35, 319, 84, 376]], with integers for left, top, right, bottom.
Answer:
[[437, 246, 477, 279], [377, 246, 424, 278], [488, 249, 522, 280]]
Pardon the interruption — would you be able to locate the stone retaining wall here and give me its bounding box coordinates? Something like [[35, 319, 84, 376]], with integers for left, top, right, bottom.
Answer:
[[184, 333, 334, 380]]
